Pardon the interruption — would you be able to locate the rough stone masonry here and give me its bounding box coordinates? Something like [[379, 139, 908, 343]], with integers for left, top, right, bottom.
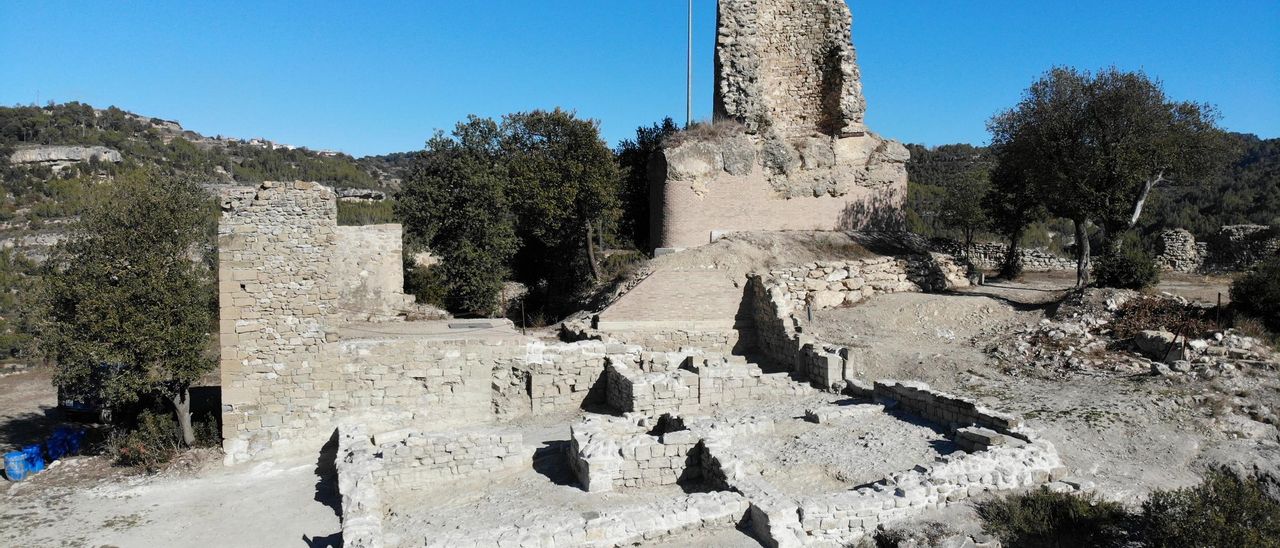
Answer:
[[651, 0, 909, 251]]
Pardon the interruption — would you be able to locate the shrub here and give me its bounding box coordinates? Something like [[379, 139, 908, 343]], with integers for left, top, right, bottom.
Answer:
[[337, 199, 396, 226], [1141, 470, 1280, 547], [1231, 255, 1280, 333], [977, 488, 1132, 547], [1111, 295, 1216, 340], [978, 472, 1280, 547], [1094, 240, 1159, 290], [109, 409, 179, 471]]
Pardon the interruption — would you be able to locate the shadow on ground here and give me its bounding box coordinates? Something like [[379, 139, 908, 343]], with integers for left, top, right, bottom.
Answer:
[[532, 440, 578, 487]]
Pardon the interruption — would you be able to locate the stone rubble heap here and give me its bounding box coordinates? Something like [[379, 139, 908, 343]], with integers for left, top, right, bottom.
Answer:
[[1155, 229, 1206, 272], [766, 255, 971, 311], [931, 241, 1077, 272]]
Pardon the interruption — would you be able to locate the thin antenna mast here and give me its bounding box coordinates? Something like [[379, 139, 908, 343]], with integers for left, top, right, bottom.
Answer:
[[686, 0, 693, 128]]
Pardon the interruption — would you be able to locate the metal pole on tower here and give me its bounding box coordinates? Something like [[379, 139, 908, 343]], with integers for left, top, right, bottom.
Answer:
[[687, 0, 693, 128]]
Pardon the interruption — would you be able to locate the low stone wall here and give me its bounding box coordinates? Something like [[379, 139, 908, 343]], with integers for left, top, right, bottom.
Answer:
[[418, 491, 751, 547], [797, 439, 1061, 542], [577, 392, 1061, 547], [606, 361, 701, 416], [937, 241, 1076, 272], [336, 425, 385, 548], [764, 254, 970, 311], [604, 353, 804, 416], [564, 320, 753, 356], [569, 415, 702, 492], [366, 428, 525, 490], [872, 380, 1026, 437], [1208, 224, 1280, 271]]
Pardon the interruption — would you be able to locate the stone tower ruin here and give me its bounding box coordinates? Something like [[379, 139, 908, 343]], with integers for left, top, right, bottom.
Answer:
[[713, 0, 867, 137], [651, 0, 908, 251]]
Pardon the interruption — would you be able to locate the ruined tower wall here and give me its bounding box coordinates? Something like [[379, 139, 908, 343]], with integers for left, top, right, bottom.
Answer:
[[714, 0, 865, 137], [218, 181, 342, 462], [333, 224, 414, 322], [655, 0, 906, 251]]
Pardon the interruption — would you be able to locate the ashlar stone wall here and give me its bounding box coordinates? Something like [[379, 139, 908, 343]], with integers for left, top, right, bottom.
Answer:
[[219, 181, 341, 461], [333, 224, 415, 322], [220, 182, 638, 463]]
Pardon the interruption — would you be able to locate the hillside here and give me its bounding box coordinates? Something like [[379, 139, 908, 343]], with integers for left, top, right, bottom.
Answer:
[[0, 102, 396, 215]]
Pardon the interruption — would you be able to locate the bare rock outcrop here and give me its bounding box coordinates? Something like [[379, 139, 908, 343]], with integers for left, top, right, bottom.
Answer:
[[8, 145, 122, 171]]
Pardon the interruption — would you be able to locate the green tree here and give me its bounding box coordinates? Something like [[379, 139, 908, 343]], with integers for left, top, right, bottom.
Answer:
[[985, 131, 1048, 279], [989, 66, 1226, 287], [41, 170, 215, 445], [396, 117, 517, 316], [938, 169, 991, 250], [615, 117, 679, 251], [502, 109, 621, 303]]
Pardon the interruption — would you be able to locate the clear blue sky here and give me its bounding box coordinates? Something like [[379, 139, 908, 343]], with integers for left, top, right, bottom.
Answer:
[[2, 1, 1277, 157]]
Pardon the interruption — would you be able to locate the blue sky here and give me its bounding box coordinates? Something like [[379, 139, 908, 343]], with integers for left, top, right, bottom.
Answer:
[[2, 1, 1277, 157]]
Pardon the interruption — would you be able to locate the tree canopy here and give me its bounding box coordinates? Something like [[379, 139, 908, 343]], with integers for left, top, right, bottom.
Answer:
[[397, 117, 517, 316], [987, 66, 1228, 286], [396, 109, 620, 317], [41, 170, 216, 444]]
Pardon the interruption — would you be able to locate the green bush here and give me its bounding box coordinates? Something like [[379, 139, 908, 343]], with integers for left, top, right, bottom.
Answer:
[[979, 471, 1280, 547], [1231, 255, 1280, 333], [1142, 470, 1280, 547], [337, 199, 396, 226], [108, 409, 179, 471], [977, 488, 1132, 547], [1094, 239, 1159, 290]]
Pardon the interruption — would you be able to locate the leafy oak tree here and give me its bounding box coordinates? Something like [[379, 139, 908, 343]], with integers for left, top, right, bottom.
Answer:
[[502, 109, 620, 305], [615, 117, 679, 251], [397, 110, 619, 317], [396, 116, 517, 316], [938, 169, 991, 250], [989, 66, 1226, 287], [42, 170, 216, 445]]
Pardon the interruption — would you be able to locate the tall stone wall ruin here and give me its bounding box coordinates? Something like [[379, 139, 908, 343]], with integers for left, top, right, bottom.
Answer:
[[653, 0, 908, 250], [218, 181, 343, 461], [218, 182, 634, 463], [714, 0, 865, 137]]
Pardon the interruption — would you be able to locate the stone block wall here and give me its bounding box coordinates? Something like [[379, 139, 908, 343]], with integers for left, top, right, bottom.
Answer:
[[333, 224, 415, 322], [796, 439, 1061, 542], [746, 254, 968, 391], [1208, 224, 1280, 271], [569, 416, 702, 492], [366, 429, 525, 491], [605, 354, 803, 416], [219, 181, 637, 463], [931, 241, 1076, 272], [872, 380, 1026, 438], [764, 254, 971, 312], [606, 361, 702, 416], [219, 181, 341, 462], [714, 0, 864, 137]]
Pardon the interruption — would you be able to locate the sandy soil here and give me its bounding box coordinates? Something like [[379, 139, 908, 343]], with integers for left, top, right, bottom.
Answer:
[[0, 370, 342, 548], [808, 283, 1278, 503], [741, 410, 957, 495]]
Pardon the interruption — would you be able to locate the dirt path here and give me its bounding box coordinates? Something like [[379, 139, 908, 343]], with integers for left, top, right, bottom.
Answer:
[[1, 453, 342, 547]]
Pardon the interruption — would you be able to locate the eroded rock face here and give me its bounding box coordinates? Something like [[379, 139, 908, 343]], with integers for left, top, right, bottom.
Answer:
[[8, 145, 122, 171]]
